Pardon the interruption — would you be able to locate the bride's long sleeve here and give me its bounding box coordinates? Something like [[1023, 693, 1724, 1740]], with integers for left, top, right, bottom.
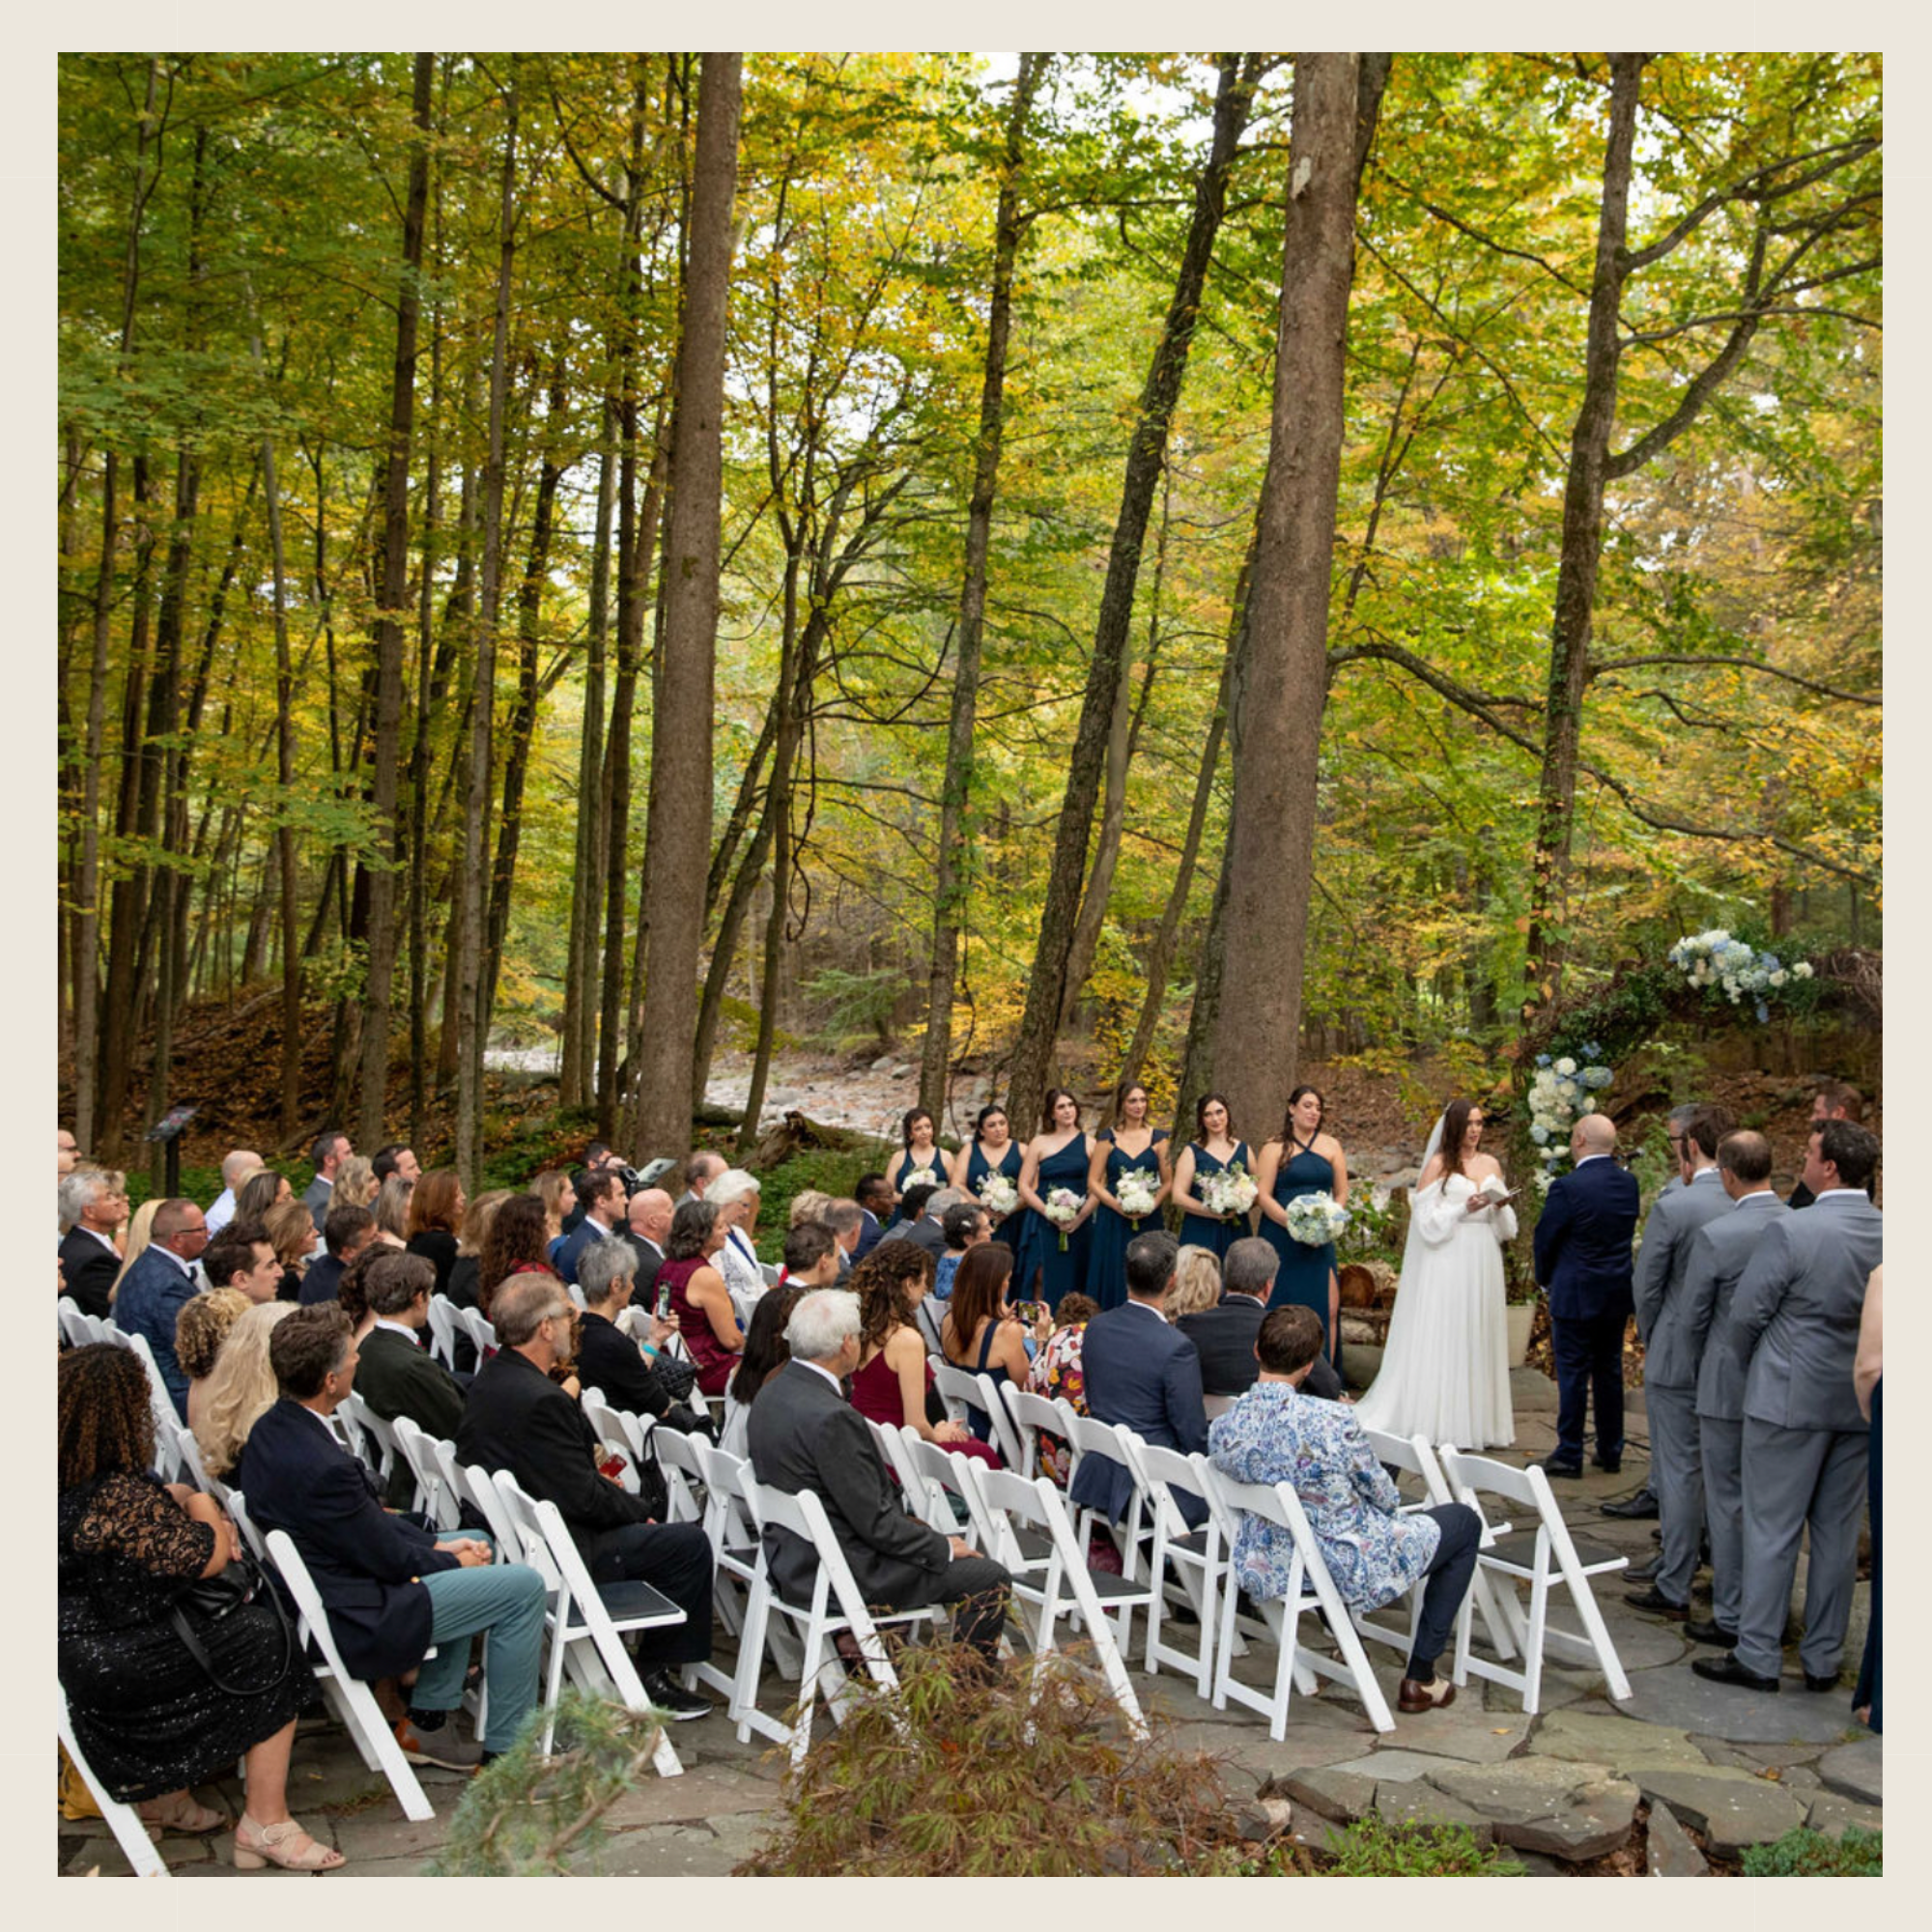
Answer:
[[1409, 1182, 1465, 1247], [1491, 1201, 1519, 1243]]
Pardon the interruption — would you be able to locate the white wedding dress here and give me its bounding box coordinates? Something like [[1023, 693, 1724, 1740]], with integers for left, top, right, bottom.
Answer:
[[1352, 1171, 1517, 1450]]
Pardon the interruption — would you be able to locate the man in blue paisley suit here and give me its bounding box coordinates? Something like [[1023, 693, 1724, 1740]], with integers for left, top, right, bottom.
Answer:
[[1209, 1305, 1482, 1715]]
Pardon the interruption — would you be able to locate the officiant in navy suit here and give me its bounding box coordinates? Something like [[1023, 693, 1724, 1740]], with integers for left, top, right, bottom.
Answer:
[[1531, 1113, 1640, 1477]]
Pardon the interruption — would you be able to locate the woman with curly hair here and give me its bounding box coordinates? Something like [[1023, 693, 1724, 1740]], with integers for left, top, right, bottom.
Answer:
[[59, 1344, 341, 1869], [173, 1289, 251, 1435], [848, 1242, 1001, 1466], [333, 1154, 380, 1211], [193, 1303, 296, 1481], [405, 1169, 467, 1297], [476, 1191, 555, 1321]]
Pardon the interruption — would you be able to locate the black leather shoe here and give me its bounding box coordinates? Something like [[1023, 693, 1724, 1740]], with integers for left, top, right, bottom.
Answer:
[[1625, 1555, 1662, 1583], [1534, 1456, 1584, 1477], [1625, 1585, 1690, 1619], [1686, 1617, 1738, 1647], [1803, 1671, 1841, 1693], [1592, 1457, 1622, 1474], [1603, 1490, 1661, 1520], [1691, 1654, 1779, 1692]]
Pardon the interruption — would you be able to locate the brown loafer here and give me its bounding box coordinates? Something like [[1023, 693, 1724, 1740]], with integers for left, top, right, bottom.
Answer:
[[1398, 1674, 1457, 1714]]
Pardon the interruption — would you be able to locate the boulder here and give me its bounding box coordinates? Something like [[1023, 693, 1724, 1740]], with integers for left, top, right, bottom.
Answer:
[[1645, 1799, 1708, 1877], [1425, 1757, 1640, 1861], [1630, 1765, 1807, 1859], [1530, 1706, 1707, 1773], [1232, 1797, 1295, 1842], [1372, 1781, 1494, 1844], [1804, 1792, 1884, 1841], [1282, 1765, 1377, 1823], [1816, 1735, 1882, 1806]]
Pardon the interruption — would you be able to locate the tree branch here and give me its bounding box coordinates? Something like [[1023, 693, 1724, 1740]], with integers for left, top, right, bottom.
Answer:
[[1589, 652, 1880, 705]]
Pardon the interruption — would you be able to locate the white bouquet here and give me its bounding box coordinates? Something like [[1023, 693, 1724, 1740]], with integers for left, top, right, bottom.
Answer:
[[1283, 1190, 1349, 1247], [1044, 1186, 1083, 1252], [977, 1172, 1019, 1218], [1116, 1171, 1159, 1221], [901, 1163, 941, 1191], [1201, 1163, 1259, 1221]]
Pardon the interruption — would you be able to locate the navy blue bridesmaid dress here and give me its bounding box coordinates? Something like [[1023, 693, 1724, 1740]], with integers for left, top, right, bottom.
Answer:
[[963, 1138, 1026, 1252], [1013, 1133, 1092, 1312], [1260, 1135, 1339, 1359], [1087, 1129, 1168, 1310], [1177, 1139, 1254, 1259]]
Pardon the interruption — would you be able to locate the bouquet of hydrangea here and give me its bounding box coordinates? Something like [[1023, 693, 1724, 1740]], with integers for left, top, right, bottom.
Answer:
[[901, 1163, 941, 1192], [1666, 929, 1812, 1023], [1116, 1171, 1159, 1220], [1283, 1191, 1349, 1246], [1044, 1186, 1083, 1251], [1201, 1163, 1259, 1221], [1527, 1040, 1616, 1172], [977, 1172, 1019, 1219]]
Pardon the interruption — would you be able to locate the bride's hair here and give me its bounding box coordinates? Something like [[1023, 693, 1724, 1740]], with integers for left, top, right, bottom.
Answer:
[[1278, 1085, 1324, 1145], [1435, 1097, 1480, 1182]]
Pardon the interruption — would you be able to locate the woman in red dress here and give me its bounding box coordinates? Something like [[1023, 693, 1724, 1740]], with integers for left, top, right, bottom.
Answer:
[[847, 1242, 1000, 1467]]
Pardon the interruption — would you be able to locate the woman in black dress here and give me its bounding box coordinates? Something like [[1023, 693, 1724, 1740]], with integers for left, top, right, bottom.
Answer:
[[58, 1344, 342, 1871], [405, 1168, 467, 1298]]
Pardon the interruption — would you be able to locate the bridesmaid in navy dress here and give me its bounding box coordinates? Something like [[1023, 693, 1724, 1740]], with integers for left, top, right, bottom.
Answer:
[[886, 1109, 949, 1230], [1086, 1080, 1171, 1310], [1014, 1089, 1095, 1312], [1256, 1084, 1350, 1364], [951, 1103, 1026, 1252], [1171, 1092, 1254, 1259]]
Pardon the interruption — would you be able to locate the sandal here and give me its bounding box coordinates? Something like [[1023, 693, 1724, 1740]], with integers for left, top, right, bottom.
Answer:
[[138, 1791, 230, 1835], [232, 1814, 348, 1873]]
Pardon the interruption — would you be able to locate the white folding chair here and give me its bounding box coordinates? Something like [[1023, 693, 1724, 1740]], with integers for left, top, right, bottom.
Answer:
[[965, 1463, 1152, 1740], [863, 1414, 928, 1510], [1438, 1448, 1632, 1714], [57, 1681, 171, 1877], [1122, 1437, 1224, 1698], [1001, 1384, 1075, 1482], [172, 1425, 226, 1506], [931, 1362, 1024, 1471], [113, 1330, 185, 1474], [1197, 1463, 1397, 1738], [894, 1430, 990, 1545], [58, 1296, 95, 1350], [458, 1306, 497, 1361], [649, 1424, 706, 1526], [223, 1487, 271, 1564], [260, 1527, 437, 1820], [1058, 1410, 1152, 1608], [731, 1469, 945, 1766], [683, 1435, 785, 1693], [487, 1472, 685, 1774], [424, 1294, 461, 1371], [389, 1416, 461, 1531], [342, 1394, 406, 1497], [578, 1388, 644, 1496]]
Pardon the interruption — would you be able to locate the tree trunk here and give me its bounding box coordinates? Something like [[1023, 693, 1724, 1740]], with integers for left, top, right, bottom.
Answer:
[[1521, 53, 1646, 1017], [634, 51, 743, 1159], [1004, 52, 1259, 1135], [917, 50, 1045, 1119], [1212, 52, 1385, 1150], [356, 50, 435, 1150]]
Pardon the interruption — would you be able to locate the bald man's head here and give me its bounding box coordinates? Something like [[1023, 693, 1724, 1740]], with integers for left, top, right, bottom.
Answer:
[[1573, 1113, 1616, 1157], [222, 1149, 265, 1189], [629, 1187, 674, 1244]]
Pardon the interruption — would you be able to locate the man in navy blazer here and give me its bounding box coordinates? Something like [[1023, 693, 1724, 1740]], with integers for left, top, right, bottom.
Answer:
[[553, 1168, 626, 1285], [1531, 1114, 1639, 1476], [1069, 1230, 1208, 1528], [112, 1198, 212, 1417], [236, 1305, 545, 1770]]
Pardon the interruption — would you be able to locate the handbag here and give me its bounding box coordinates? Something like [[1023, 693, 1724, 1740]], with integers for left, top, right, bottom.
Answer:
[[170, 1544, 298, 1697]]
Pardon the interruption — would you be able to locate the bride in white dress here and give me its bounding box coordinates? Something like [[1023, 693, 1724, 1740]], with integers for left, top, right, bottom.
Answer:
[[1352, 1098, 1517, 1450]]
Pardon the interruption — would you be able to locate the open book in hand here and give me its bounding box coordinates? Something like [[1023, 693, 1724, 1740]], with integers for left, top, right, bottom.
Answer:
[[1475, 1175, 1519, 1204]]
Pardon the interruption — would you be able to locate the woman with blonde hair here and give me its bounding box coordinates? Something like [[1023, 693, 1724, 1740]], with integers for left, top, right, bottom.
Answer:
[[265, 1199, 319, 1301], [371, 1174, 411, 1249], [333, 1154, 379, 1209], [533, 1170, 577, 1247], [448, 1189, 510, 1312], [193, 1301, 296, 1479], [174, 1288, 251, 1433], [786, 1188, 834, 1229], [110, 1193, 158, 1300], [1165, 1244, 1225, 1321]]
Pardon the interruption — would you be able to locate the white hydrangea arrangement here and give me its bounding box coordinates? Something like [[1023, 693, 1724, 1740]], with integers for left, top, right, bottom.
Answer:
[[1115, 1171, 1160, 1220], [1666, 929, 1813, 1023], [1527, 1038, 1615, 1173], [976, 1172, 1019, 1218], [1283, 1191, 1349, 1246]]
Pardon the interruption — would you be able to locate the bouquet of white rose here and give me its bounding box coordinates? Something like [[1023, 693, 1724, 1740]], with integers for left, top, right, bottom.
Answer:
[[1283, 1190, 1349, 1247], [1116, 1171, 1159, 1221], [1201, 1164, 1258, 1221], [977, 1172, 1019, 1219], [901, 1163, 940, 1191], [1044, 1187, 1083, 1251]]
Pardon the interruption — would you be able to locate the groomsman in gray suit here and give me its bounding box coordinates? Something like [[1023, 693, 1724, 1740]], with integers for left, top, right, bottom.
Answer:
[[1695, 1120, 1882, 1692], [1627, 1106, 1735, 1616], [1678, 1131, 1787, 1645]]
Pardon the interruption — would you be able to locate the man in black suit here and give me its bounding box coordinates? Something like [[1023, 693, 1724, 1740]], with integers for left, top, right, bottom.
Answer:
[[1070, 1231, 1208, 1528], [1785, 1081, 1869, 1209], [58, 1167, 128, 1321], [1178, 1236, 1342, 1407], [554, 1167, 626, 1286], [356, 1252, 468, 1499], [300, 1204, 378, 1307], [456, 1272, 714, 1718], [747, 1288, 1010, 1660], [878, 1184, 952, 1260], [853, 1174, 895, 1259], [237, 1305, 546, 1771], [1531, 1113, 1640, 1477], [621, 1187, 675, 1304]]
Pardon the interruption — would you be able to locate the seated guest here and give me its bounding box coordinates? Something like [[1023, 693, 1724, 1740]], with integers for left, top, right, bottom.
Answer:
[[355, 1252, 467, 1488], [193, 1301, 297, 1481], [236, 1168, 293, 1227], [332, 1154, 380, 1212], [58, 1344, 336, 1871], [301, 1204, 378, 1307], [780, 1220, 841, 1292], [721, 1287, 803, 1460], [455, 1276, 714, 1719], [1069, 1230, 1208, 1530], [371, 1175, 412, 1250], [447, 1190, 511, 1313], [658, 1200, 745, 1399], [59, 1167, 128, 1321], [114, 1199, 212, 1417], [173, 1288, 251, 1435], [880, 1184, 953, 1260], [333, 1245, 383, 1346], [940, 1243, 1042, 1448], [238, 1306, 547, 1772], [301, 1129, 351, 1233], [853, 1174, 895, 1259], [203, 1149, 264, 1238], [1166, 1244, 1224, 1321], [201, 1219, 284, 1308], [710, 1170, 768, 1310], [675, 1150, 727, 1211], [265, 1199, 320, 1302], [477, 1193, 557, 1320], [1027, 1293, 1099, 1485], [787, 1189, 835, 1230], [749, 1289, 1012, 1662], [622, 1187, 675, 1303], [534, 1169, 578, 1252], [1210, 1305, 1482, 1714], [554, 1167, 624, 1286], [1179, 1235, 1342, 1410], [933, 1200, 992, 1299], [404, 1169, 467, 1297], [822, 1198, 865, 1278], [849, 1242, 999, 1465], [574, 1237, 708, 1436]]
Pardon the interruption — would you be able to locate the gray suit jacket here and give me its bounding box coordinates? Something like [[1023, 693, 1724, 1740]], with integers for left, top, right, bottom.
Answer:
[[302, 1175, 333, 1236], [1634, 1170, 1734, 1376], [1684, 1194, 1789, 1421], [746, 1359, 950, 1608], [1721, 1191, 1882, 1434]]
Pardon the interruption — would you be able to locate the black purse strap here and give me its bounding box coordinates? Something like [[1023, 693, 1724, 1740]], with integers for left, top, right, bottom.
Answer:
[[169, 1547, 298, 1698]]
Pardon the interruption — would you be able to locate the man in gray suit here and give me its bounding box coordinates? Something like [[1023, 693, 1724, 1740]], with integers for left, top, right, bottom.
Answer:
[[1678, 1130, 1787, 1646], [302, 1126, 353, 1235], [1695, 1121, 1882, 1692], [747, 1289, 1011, 1661], [1627, 1106, 1735, 1616]]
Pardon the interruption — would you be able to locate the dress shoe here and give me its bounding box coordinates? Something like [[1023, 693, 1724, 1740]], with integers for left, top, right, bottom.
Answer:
[[1691, 1654, 1779, 1692], [1802, 1671, 1841, 1693], [1624, 1555, 1662, 1583], [1398, 1674, 1458, 1714], [1603, 1490, 1661, 1520], [1624, 1585, 1690, 1620], [1686, 1617, 1738, 1648], [1592, 1456, 1622, 1474], [1533, 1456, 1583, 1478]]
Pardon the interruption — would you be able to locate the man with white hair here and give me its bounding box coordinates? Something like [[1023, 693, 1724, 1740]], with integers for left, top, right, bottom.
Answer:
[[676, 1151, 727, 1210], [206, 1148, 265, 1237], [58, 1167, 128, 1320], [748, 1289, 1011, 1662]]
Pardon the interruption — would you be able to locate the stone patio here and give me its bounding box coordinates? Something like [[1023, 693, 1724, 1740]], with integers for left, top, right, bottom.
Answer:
[[57, 1367, 1878, 1877]]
